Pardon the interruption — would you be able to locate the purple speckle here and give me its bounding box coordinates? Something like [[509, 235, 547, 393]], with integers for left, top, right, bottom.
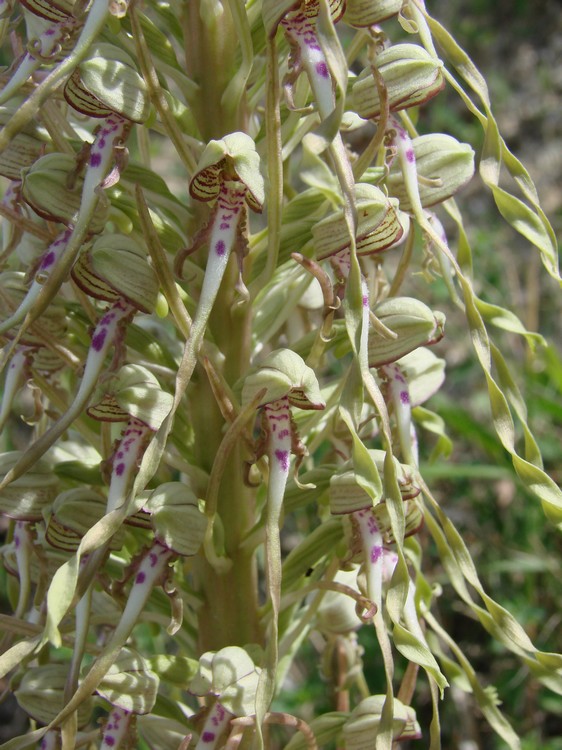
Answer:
[[278, 429, 290, 439], [115, 463, 125, 476], [91, 328, 107, 351], [136, 572, 146, 584], [202, 733, 215, 743], [362, 294, 369, 307], [219, 222, 230, 230], [117, 451, 124, 458], [45, 27, 55, 35], [90, 152, 102, 168], [40, 251, 56, 269], [98, 137, 106, 147], [399, 390, 410, 405], [149, 552, 157, 567], [405, 149, 415, 163], [315, 61, 329, 78], [215, 240, 226, 256], [104, 736, 115, 746], [14, 534, 20, 548], [274, 449, 290, 472], [370, 545, 383, 563]]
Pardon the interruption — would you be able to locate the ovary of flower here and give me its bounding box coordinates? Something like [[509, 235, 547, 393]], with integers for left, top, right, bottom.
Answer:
[[281, 10, 335, 120], [100, 707, 133, 750]]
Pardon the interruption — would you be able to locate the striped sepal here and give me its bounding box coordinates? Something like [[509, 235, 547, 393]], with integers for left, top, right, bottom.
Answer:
[[20, 0, 75, 21], [64, 69, 114, 118], [46, 488, 125, 551]]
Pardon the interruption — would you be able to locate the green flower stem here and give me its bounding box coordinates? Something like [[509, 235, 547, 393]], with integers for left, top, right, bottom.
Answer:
[[195, 701, 233, 750], [0, 0, 110, 153], [0, 299, 135, 492], [0, 15, 80, 105], [100, 706, 133, 749]]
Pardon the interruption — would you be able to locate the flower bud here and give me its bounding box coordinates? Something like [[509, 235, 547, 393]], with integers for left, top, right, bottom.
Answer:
[[342, 695, 421, 748], [46, 488, 125, 551], [15, 664, 93, 727], [87, 364, 173, 431], [96, 649, 160, 715], [71, 233, 159, 313], [64, 43, 150, 123], [351, 44, 445, 120], [0, 104, 46, 180], [143, 482, 207, 557], [343, 0, 402, 27], [21, 153, 109, 232], [388, 133, 475, 210], [368, 297, 445, 367], [0, 451, 58, 519], [313, 184, 405, 259], [189, 646, 261, 717]]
